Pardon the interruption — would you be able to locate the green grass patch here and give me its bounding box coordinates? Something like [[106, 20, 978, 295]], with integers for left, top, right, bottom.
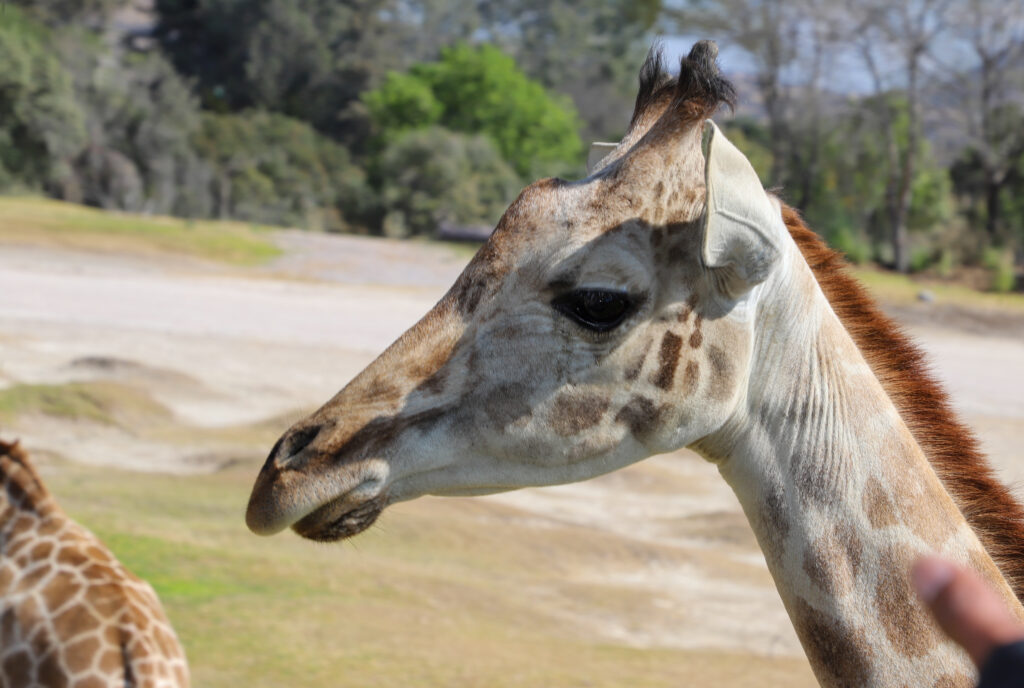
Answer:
[[0, 196, 281, 265], [31, 461, 817, 688], [0, 381, 168, 425], [853, 267, 1024, 312]]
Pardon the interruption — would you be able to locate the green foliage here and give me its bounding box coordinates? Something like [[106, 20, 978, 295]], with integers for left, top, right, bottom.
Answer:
[[364, 73, 443, 136], [0, 0, 1013, 268], [422, 43, 583, 177], [832, 227, 872, 265], [982, 247, 1017, 293], [952, 106, 1024, 248], [365, 44, 583, 177], [193, 111, 369, 231], [908, 157, 953, 232], [0, 8, 84, 192], [724, 122, 773, 185], [480, 0, 656, 141], [909, 247, 934, 273], [767, 94, 954, 264], [1004, 153, 1024, 245], [9, 0, 121, 29], [376, 127, 521, 237]]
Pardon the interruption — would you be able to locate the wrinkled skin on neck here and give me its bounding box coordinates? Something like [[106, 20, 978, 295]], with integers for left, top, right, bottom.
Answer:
[[245, 121, 757, 540]]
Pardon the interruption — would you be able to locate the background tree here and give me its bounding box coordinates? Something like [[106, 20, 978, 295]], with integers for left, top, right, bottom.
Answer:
[[0, 8, 84, 194], [942, 0, 1024, 244], [865, 0, 956, 272], [154, 0, 406, 146], [192, 111, 369, 231], [0, 0, 1020, 289], [478, 0, 663, 141], [9, 0, 122, 30], [56, 31, 207, 215], [376, 127, 521, 237], [667, 0, 804, 186], [364, 44, 583, 178]]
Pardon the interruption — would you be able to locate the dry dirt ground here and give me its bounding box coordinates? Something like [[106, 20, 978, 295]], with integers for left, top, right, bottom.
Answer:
[[1, 233, 1023, 680]]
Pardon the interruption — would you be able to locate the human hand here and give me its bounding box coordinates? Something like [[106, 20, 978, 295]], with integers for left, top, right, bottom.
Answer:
[[912, 555, 1024, 668]]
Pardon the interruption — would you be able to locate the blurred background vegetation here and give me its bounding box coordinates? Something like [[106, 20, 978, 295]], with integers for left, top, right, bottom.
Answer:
[[2, 0, 1023, 288]]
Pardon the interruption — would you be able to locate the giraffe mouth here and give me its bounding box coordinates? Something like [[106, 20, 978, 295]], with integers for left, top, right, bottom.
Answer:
[[291, 490, 388, 542]]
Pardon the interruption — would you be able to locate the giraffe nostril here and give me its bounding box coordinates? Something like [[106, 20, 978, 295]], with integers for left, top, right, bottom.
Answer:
[[265, 425, 322, 470], [284, 425, 321, 459]]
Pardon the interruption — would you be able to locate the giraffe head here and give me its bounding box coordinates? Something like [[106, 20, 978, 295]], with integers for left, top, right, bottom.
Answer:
[[246, 41, 787, 541]]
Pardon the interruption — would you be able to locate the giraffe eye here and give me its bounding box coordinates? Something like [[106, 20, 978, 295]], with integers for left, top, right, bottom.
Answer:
[[552, 289, 633, 332]]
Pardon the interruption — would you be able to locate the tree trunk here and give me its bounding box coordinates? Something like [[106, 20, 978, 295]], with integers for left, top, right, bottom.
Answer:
[[762, 74, 788, 187], [892, 57, 920, 273], [985, 172, 1001, 241], [892, 164, 913, 273]]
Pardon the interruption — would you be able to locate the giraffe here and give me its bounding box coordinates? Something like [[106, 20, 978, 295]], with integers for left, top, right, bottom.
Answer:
[[0, 439, 189, 687], [246, 41, 1024, 686]]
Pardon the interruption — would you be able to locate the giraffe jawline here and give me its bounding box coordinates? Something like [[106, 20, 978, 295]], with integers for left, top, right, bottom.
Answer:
[[291, 494, 386, 542]]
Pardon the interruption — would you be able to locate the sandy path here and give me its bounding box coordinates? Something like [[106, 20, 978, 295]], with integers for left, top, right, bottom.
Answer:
[[1, 234, 1023, 658], [0, 244, 442, 428]]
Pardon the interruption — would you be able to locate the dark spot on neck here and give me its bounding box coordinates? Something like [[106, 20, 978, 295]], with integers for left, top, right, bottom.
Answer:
[[757, 476, 790, 565], [875, 545, 945, 658], [802, 524, 863, 596], [792, 597, 874, 686], [863, 477, 898, 529]]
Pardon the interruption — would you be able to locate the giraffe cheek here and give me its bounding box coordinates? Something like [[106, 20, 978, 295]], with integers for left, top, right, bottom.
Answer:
[[480, 383, 534, 431], [548, 392, 610, 437]]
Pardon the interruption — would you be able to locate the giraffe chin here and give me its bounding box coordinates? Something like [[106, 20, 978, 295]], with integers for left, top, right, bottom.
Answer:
[[291, 494, 386, 542]]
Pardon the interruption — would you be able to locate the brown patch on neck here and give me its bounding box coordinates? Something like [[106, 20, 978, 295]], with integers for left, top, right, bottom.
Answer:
[[0, 440, 54, 519], [791, 597, 874, 686], [783, 205, 1024, 601], [875, 545, 945, 657], [862, 476, 899, 529], [803, 523, 863, 596]]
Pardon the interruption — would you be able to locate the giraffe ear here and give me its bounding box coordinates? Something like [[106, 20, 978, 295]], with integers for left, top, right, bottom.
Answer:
[[701, 120, 782, 298]]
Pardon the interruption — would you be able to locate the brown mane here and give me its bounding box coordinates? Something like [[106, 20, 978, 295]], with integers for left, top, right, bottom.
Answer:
[[782, 205, 1024, 600]]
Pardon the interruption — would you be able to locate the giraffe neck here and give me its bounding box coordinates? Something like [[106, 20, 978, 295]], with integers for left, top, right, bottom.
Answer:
[[695, 240, 1024, 687]]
